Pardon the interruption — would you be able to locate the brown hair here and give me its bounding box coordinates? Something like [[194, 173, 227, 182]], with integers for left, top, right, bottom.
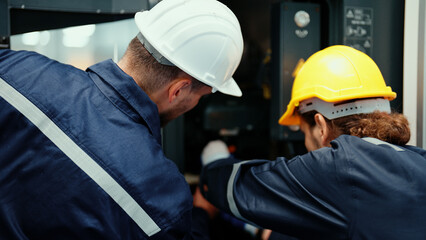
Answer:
[[123, 36, 207, 94], [301, 111, 411, 146]]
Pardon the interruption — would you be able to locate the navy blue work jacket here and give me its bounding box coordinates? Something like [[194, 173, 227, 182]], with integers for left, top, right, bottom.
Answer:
[[0, 50, 207, 239], [200, 135, 426, 239]]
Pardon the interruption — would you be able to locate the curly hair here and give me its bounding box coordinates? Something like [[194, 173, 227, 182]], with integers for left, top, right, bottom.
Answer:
[[301, 111, 411, 146]]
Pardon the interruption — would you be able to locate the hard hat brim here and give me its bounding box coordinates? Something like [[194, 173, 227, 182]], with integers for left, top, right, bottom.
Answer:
[[278, 103, 299, 126], [215, 77, 242, 97]]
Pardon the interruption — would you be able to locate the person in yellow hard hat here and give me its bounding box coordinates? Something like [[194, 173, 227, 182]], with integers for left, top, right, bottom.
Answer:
[[197, 45, 426, 239]]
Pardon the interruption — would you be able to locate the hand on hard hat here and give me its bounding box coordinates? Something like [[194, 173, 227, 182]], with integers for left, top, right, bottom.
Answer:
[[201, 140, 230, 166]]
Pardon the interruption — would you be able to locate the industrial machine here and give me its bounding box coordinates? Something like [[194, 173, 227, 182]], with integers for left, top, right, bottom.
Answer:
[[163, 2, 405, 237], [164, 0, 405, 176]]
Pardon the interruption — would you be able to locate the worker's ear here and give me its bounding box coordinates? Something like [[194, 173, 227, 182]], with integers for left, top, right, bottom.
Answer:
[[314, 113, 331, 147], [168, 78, 192, 104]]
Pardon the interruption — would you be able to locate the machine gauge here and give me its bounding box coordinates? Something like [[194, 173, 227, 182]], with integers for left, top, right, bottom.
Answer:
[[294, 10, 310, 28]]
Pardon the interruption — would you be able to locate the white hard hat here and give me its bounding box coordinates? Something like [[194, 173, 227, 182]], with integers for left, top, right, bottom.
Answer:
[[134, 0, 244, 97]]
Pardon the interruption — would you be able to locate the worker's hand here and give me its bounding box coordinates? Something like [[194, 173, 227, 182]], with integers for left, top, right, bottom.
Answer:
[[261, 229, 273, 240], [201, 140, 230, 166], [193, 186, 219, 219]]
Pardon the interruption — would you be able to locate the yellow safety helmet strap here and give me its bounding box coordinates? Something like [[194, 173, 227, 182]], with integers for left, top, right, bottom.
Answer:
[[298, 97, 391, 120]]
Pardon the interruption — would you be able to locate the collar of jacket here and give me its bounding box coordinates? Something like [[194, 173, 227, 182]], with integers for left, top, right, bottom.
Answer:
[[87, 59, 161, 144]]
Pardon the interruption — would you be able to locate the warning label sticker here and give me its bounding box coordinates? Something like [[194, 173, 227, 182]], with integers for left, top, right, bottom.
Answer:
[[344, 7, 373, 56]]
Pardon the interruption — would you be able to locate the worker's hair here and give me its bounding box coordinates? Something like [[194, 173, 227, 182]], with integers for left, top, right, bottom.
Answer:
[[301, 110, 411, 146], [124, 36, 207, 94]]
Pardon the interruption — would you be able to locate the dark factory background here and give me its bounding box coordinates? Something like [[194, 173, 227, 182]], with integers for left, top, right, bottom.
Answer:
[[162, 0, 405, 176]]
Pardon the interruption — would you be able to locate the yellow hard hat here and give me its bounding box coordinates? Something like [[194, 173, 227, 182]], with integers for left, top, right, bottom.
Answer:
[[278, 45, 396, 126]]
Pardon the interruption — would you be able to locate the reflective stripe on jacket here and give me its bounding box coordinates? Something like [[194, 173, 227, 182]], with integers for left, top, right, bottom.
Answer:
[[201, 135, 426, 239], [0, 49, 195, 239]]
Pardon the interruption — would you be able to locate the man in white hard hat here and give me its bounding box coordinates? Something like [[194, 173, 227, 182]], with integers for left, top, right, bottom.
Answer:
[[0, 0, 243, 239]]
